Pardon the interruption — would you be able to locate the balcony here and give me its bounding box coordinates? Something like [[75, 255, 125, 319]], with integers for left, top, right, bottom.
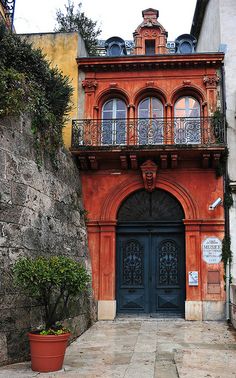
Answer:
[[71, 117, 226, 170]]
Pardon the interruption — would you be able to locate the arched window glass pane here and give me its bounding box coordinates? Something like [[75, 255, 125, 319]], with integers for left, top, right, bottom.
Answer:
[[180, 41, 192, 53], [138, 97, 164, 145], [103, 100, 113, 111], [152, 98, 163, 117], [110, 44, 120, 56], [116, 99, 126, 111], [174, 96, 201, 144], [102, 98, 127, 145], [175, 96, 200, 117]]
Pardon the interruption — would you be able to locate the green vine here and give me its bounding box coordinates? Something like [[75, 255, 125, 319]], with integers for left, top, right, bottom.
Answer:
[[222, 236, 232, 286], [80, 208, 90, 223], [215, 147, 228, 177], [211, 109, 227, 177], [0, 22, 73, 169], [224, 178, 233, 209]]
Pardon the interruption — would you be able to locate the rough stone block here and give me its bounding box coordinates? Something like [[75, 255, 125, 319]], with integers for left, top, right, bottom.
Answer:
[[0, 180, 11, 204], [0, 150, 7, 180], [11, 182, 28, 206], [0, 334, 8, 364]]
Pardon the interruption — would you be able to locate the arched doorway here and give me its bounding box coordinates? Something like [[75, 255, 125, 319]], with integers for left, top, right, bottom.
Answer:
[[116, 189, 186, 316]]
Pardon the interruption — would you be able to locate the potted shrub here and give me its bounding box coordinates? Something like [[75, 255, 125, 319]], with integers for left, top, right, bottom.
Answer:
[[13, 255, 90, 372]]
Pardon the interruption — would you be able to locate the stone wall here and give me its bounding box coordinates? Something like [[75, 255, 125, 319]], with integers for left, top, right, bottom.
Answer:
[[194, 0, 236, 325], [0, 116, 96, 365]]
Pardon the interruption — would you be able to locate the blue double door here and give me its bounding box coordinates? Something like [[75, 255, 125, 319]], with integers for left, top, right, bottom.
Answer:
[[116, 224, 185, 315]]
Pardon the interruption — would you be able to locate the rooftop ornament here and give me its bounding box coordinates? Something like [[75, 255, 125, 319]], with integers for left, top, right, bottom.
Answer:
[[105, 36, 127, 56]]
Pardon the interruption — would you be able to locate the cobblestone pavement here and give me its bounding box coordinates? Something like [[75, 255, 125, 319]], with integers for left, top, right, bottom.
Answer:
[[0, 318, 236, 378]]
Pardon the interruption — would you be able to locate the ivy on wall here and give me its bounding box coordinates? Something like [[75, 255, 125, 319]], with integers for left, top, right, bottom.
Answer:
[[0, 22, 73, 168], [222, 236, 232, 285]]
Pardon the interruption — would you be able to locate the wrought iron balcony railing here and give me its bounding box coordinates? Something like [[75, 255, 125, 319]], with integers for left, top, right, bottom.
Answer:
[[71, 117, 225, 149]]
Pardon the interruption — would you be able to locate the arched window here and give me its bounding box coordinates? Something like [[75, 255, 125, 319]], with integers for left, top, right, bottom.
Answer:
[[174, 96, 201, 144], [102, 98, 126, 145], [138, 97, 164, 144]]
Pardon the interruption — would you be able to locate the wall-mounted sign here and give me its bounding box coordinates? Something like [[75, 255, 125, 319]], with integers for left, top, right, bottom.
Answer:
[[202, 237, 222, 264], [189, 271, 198, 286]]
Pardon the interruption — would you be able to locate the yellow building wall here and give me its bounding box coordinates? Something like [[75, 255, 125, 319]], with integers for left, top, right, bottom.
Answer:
[[23, 32, 81, 148], [0, 2, 7, 23]]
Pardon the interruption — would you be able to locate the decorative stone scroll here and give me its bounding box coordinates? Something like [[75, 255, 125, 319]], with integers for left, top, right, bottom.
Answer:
[[183, 80, 191, 86], [140, 160, 158, 192], [146, 81, 155, 87], [143, 30, 158, 37], [109, 82, 118, 88]]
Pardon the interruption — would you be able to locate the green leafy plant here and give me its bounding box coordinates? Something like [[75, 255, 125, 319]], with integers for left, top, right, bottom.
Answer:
[[13, 256, 90, 332], [222, 236, 232, 288], [0, 22, 73, 168], [55, 1, 102, 55], [215, 147, 228, 177], [39, 323, 70, 335], [224, 177, 233, 209]]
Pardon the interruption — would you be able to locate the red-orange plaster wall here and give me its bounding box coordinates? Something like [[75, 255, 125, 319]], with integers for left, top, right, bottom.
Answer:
[[83, 66, 218, 119], [81, 169, 225, 302]]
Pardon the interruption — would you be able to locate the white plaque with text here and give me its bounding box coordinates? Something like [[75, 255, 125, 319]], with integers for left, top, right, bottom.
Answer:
[[202, 237, 222, 264]]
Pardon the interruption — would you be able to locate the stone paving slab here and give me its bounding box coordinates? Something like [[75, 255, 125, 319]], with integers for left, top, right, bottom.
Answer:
[[0, 319, 235, 378]]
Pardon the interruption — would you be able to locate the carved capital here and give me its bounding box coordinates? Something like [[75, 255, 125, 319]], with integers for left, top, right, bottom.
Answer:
[[82, 80, 98, 93], [140, 160, 158, 192], [128, 104, 135, 109], [203, 75, 219, 88]]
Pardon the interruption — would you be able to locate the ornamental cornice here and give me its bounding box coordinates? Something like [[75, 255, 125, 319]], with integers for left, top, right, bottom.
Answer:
[[78, 53, 224, 73]]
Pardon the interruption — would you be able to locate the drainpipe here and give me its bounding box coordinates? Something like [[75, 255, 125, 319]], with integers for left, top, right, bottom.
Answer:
[[221, 64, 230, 321], [226, 260, 230, 321]]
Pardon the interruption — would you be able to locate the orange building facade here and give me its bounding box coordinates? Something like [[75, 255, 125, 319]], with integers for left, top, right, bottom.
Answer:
[[71, 9, 226, 320]]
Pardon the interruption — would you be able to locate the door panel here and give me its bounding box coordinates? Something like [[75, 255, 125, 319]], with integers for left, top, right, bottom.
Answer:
[[117, 227, 185, 315], [117, 235, 148, 313], [151, 235, 185, 314]]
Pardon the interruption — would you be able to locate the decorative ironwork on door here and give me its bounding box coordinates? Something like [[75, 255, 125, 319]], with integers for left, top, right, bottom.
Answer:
[[158, 240, 179, 285], [122, 239, 144, 286], [118, 189, 184, 222], [117, 189, 185, 315]]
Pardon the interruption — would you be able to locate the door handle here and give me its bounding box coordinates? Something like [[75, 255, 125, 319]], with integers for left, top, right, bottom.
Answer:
[[164, 289, 171, 293], [128, 289, 136, 293]]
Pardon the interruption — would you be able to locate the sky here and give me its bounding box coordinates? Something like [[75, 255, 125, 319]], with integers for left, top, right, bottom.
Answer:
[[14, 0, 197, 41]]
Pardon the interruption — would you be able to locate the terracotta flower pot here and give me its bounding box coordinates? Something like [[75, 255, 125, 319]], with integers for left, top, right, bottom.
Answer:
[[28, 332, 70, 372]]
